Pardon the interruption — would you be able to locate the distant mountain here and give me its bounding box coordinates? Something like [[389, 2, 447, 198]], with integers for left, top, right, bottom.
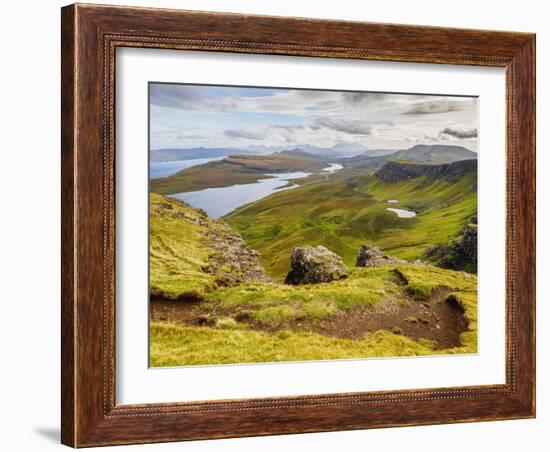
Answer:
[[341, 144, 477, 170], [150, 147, 256, 162], [323, 143, 400, 158], [245, 143, 374, 158], [151, 143, 404, 162], [151, 143, 476, 164], [390, 144, 477, 164], [358, 148, 400, 158], [298, 143, 370, 157], [279, 149, 331, 160]]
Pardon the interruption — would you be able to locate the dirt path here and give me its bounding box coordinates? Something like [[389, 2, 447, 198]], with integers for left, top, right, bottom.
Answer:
[[150, 286, 468, 350], [307, 287, 468, 349]]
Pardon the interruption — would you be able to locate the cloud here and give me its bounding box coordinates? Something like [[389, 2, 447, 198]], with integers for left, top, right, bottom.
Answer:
[[150, 84, 213, 110], [315, 117, 373, 135], [150, 84, 341, 114], [439, 127, 478, 139], [404, 100, 467, 115], [150, 83, 478, 153], [224, 129, 265, 140], [341, 92, 387, 106], [271, 124, 307, 131]]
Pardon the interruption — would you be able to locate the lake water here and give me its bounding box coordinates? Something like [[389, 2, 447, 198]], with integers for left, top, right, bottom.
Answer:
[[171, 162, 343, 218], [172, 171, 312, 219], [387, 199, 399, 203], [386, 207, 417, 218], [150, 156, 225, 179], [322, 163, 343, 173]]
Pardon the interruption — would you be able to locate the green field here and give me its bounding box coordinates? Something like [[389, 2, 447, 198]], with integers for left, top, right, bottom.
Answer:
[[224, 167, 477, 279]]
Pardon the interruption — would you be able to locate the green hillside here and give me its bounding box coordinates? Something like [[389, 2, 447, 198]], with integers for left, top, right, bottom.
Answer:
[[149, 193, 222, 299], [224, 161, 477, 280], [149, 193, 477, 367], [150, 193, 270, 299]]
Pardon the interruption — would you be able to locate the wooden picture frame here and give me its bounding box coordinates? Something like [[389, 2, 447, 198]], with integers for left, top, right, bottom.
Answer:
[[61, 3, 536, 447]]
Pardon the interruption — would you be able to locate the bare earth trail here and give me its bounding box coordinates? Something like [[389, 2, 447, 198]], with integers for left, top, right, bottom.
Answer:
[[150, 285, 468, 350]]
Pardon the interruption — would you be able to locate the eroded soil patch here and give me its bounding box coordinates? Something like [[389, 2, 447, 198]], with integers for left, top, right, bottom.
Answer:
[[150, 285, 468, 350]]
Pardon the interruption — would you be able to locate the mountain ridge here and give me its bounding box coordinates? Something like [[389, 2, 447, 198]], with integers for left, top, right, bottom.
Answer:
[[375, 159, 477, 184], [340, 144, 476, 171], [390, 144, 477, 164]]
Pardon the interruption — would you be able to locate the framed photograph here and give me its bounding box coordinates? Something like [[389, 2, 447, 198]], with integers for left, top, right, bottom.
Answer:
[[61, 4, 535, 447]]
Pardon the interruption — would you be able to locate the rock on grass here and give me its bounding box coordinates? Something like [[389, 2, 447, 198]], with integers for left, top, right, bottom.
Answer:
[[355, 244, 406, 267], [285, 245, 351, 285]]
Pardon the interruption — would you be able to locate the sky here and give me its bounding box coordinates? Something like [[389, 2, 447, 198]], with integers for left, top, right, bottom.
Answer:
[[149, 83, 478, 153]]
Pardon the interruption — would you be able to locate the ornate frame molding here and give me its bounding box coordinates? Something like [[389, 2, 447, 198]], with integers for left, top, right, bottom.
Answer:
[[62, 4, 535, 447]]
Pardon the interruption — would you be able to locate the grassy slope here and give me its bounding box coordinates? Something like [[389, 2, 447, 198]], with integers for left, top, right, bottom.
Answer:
[[150, 265, 477, 366], [151, 326, 437, 367], [149, 193, 477, 367], [225, 170, 477, 280], [207, 265, 476, 329], [150, 152, 328, 195], [150, 193, 221, 299]]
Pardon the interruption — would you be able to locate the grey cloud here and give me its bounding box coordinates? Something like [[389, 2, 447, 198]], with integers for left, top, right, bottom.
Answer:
[[150, 84, 213, 110], [342, 92, 387, 106], [295, 90, 330, 99], [439, 127, 478, 139], [176, 133, 209, 140], [224, 129, 265, 140], [271, 124, 306, 131], [315, 117, 373, 135], [421, 134, 439, 142], [404, 100, 468, 115]]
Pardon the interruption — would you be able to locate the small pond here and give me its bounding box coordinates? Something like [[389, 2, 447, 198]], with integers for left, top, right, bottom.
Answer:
[[386, 207, 417, 218]]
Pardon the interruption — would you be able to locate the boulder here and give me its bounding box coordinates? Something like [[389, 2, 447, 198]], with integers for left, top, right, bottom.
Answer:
[[285, 246, 350, 285], [355, 245, 406, 267]]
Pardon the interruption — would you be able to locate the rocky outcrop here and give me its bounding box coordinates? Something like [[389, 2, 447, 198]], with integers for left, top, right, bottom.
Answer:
[[375, 159, 477, 185], [204, 225, 272, 286], [355, 245, 407, 267], [425, 220, 478, 273], [152, 195, 272, 288], [285, 246, 351, 285]]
